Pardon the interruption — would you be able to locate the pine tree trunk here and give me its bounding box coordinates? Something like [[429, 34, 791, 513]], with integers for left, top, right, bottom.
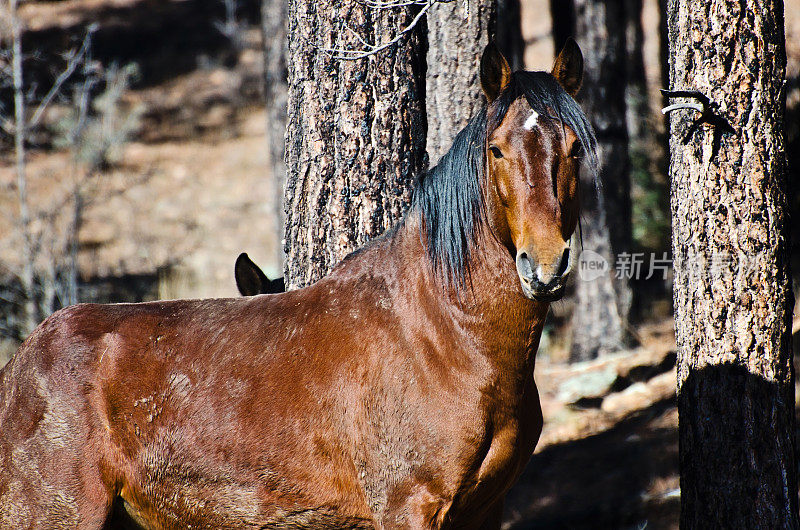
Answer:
[[426, 0, 494, 164], [261, 0, 288, 270], [624, 0, 649, 169], [667, 0, 797, 527], [625, 0, 669, 252], [565, 0, 632, 361], [549, 0, 575, 54], [284, 1, 427, 289], [496, 0, 523, 71]]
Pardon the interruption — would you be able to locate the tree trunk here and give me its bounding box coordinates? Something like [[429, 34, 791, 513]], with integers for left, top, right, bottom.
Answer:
[[425, 0, 495, 164], [549, 0, 575, 54], [496, 0, 523, 71], [261, 0, 288, 271], [625, 0, 669, 253], [284, 1, 427, 289], [667, 0, 797, 527], [624, 0, 648, 186], [561, 0, 632, 361]]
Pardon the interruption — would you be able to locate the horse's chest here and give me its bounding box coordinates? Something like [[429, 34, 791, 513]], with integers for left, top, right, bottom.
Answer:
[[463, 426, 522, 491], [444, 403, 543, 526]]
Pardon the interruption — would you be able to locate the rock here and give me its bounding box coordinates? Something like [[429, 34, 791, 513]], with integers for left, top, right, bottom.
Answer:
[[556, 366, 618, 404], [601, 371, 676, 416]]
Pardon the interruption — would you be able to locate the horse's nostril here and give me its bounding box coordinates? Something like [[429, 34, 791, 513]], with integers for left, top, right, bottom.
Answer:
[[516, 251, 534, 280], [556, 248, 570, 276]]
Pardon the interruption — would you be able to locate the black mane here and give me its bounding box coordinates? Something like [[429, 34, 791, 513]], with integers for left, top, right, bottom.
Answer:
[[410, 71, 597, 288]]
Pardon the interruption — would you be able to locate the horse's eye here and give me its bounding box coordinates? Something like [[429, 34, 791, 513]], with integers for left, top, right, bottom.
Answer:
[[569, 142, 584, 158], [489, 146, 503, 159]]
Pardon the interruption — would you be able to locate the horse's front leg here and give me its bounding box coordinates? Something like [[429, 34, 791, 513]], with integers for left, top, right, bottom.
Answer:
[[380, 482, 452, 529], [477, 498, 504, 530]]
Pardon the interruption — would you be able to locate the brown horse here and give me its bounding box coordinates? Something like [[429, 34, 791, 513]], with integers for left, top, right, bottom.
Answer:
[[0, 41, 595, 529]]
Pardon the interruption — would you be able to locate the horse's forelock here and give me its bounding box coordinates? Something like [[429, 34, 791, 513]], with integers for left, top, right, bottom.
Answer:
[[490, 73, 597, 183]]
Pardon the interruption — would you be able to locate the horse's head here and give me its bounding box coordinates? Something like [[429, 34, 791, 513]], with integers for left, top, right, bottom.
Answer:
[[480, 40, 593, 302]]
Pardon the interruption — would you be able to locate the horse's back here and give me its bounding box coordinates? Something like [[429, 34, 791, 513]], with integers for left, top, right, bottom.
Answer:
[[0, 299, 286, 528], [108, 293, 385, 527], [0, 279, 405, 528]]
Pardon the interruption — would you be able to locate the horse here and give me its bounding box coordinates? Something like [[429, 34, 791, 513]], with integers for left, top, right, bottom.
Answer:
[[234, 252, 285, 296], [0, 40, 595, 529]]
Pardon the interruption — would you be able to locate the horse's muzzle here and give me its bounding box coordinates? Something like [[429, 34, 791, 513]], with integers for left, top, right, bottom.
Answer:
[[516, 248, 570, 301], [518, 276, 568, 301]]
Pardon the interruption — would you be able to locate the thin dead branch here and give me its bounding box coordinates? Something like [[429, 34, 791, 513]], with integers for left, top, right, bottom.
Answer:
[[9, 0, 36, 333], [28, 24, 97, 130], [661, 102, 703, 114], [321, 0, 456, 59], [357, 0, 431, 7]]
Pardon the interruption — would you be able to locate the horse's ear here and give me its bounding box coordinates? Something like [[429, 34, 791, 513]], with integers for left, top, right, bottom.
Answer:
[[235, 253, 269, 296], [551, 37, 583, 97], [480, 42, 511, 103], [268, 277, 286, 294]]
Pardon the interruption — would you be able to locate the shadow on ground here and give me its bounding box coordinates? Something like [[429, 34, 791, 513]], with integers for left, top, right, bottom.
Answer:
[[14, 0, 261, 90], [503, 398, 679, 530]]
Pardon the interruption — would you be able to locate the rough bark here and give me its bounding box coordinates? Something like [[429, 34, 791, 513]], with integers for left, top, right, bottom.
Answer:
[[667, 1, 797, 527], [564, 0, 632, 361], [261, 0, 288, 269], [284, 1, 427, 289], [425, 0, 495, 164]]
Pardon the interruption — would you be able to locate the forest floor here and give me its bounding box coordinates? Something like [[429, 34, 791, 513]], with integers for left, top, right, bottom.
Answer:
[[501, 320, 680, 529], [2, 1, 800, 528]]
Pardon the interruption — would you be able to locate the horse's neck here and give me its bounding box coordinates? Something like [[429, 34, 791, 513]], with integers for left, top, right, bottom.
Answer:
[[392, 214, 549, 372]]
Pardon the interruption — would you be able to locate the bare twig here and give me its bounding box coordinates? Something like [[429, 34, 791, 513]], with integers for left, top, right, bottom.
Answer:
[[214, 0, 245, 50], [28, 24, 97, 130], [0, 117, 13, 136], [69, 72, 96, 144], [661, 102, 703, 115], [0, 61, 12, 79], [661, 88, 735, 157], [357, 0, 431, 7], [322, 0, 453, 59], [343, 22, 374, 50]]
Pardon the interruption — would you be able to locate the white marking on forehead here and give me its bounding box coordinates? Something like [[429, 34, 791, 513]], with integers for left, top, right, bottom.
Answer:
[[523, 110, 539, 130]]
